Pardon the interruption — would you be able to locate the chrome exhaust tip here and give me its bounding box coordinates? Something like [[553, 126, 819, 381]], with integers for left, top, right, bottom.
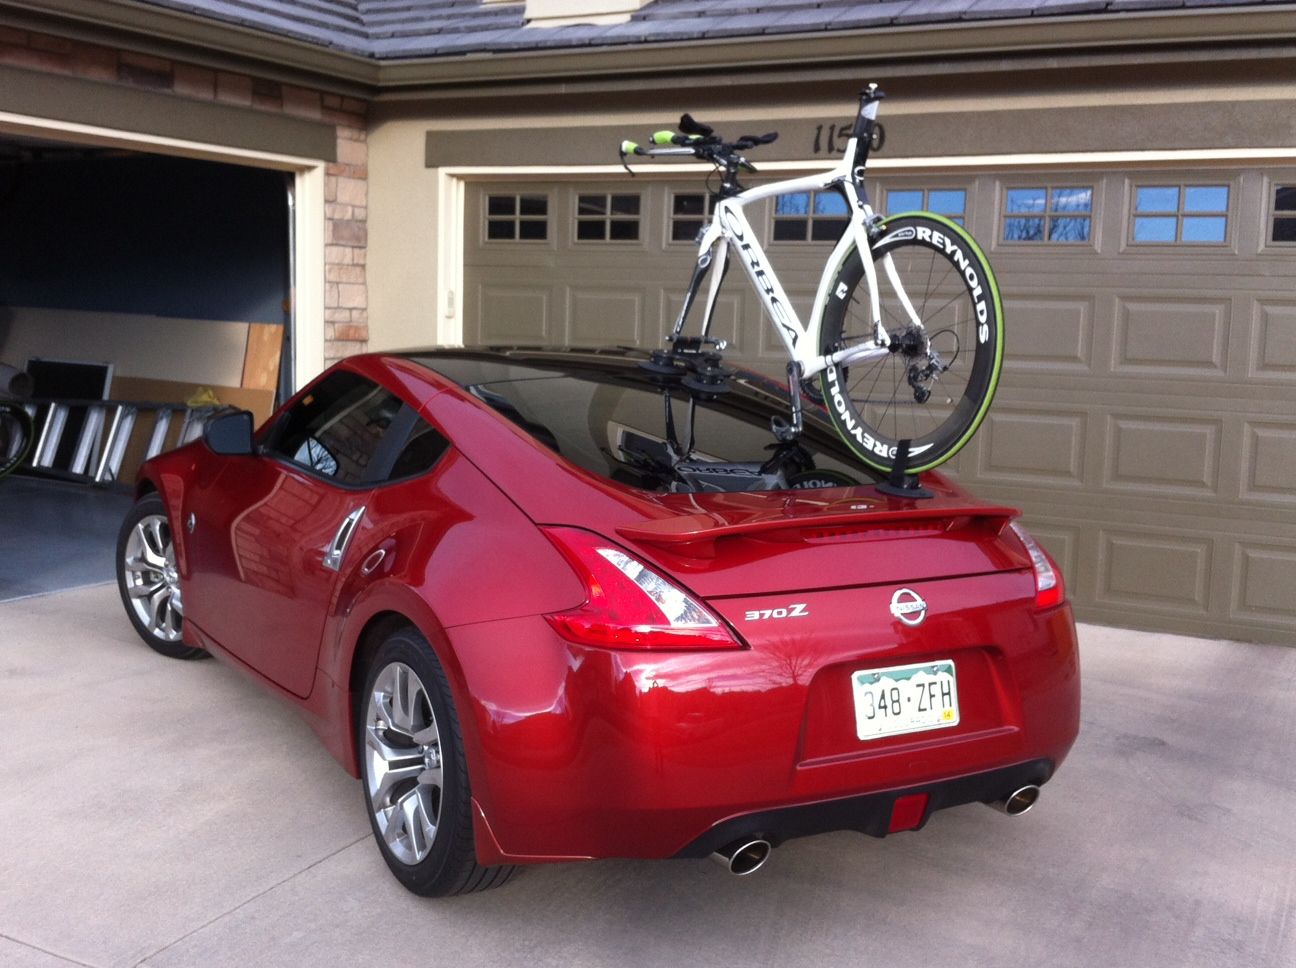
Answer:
[[989, 784, 1041, 816], [710, 838, 772, 876]]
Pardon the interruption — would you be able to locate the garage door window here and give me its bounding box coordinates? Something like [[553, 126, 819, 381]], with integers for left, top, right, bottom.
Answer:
[[1131, 184, 1229, 244], [1270, 185, 1296, 243], [1002, 186, 1092, 243], [884, 188, 967, 225], [486, 194, 548, 241], [670, 192, 716, 243], [576, 193, 640, 242], [772, 190, 850, 242]]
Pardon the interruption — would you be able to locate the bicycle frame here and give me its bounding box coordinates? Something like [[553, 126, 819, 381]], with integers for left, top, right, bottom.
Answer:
[[674, 139, 923, 384]]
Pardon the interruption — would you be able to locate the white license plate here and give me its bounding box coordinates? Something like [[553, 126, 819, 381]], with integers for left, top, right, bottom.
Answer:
[[852, 660, 960, 741]]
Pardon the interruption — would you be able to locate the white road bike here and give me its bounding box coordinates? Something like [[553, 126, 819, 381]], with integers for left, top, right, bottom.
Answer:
[[619, 85, 1004, 478]]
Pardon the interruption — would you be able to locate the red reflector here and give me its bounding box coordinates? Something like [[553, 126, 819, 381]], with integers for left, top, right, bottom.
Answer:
[[888, 793, 930, 833]]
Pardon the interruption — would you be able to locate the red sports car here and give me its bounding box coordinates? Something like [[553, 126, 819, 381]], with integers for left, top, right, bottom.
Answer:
[[115, 347, 1080, 897]]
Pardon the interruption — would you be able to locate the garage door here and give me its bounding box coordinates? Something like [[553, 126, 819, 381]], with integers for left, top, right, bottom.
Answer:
[[463, 168, 1296, 645]]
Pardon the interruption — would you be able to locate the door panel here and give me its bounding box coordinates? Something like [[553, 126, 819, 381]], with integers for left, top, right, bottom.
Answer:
[[184, 455, 366, 697]]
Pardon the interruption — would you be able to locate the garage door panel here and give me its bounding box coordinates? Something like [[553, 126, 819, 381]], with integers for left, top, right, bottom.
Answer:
[[977, 408, 1087, 487], [1231, 543, 1296, 631], [1098, 531, 1213, 614], [1102, 414, 1223, 497], [475, 284, 552, 343], [567, 287, 647, 345], [1250, 300, 1296, 379], [1113, 297, 1231, 376], [1002, 294, 1094, 372], [1242, 422, 1296, 504]]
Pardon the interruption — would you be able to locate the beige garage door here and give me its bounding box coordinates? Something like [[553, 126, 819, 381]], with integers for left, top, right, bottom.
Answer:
[[463, 169, 1296, 645]]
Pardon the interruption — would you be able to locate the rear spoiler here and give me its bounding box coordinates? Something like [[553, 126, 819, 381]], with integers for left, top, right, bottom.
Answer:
[[618, 502, 1019, 558]]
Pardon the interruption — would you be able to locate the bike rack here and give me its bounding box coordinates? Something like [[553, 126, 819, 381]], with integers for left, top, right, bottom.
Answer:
[[21, 397, 218, 486]]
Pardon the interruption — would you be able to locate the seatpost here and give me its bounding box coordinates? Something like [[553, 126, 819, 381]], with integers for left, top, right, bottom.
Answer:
[[851, 84, 885, 172]]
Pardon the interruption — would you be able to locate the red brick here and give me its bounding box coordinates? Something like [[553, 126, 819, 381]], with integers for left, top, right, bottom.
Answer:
[[325, 283, 340, 308], [337, 284, 366, 309], [336, 176, 365, 207], [325, 308, 352, 323], [281, 85, 321, 119], [29, 33, 73, 54], [327, 219, 367, 246], [322, 108, 365, 128], [325, 202, 353, 221], [120, 50, 171, 72], [326, 264, 365, 284], [0, 46, 71, 72], [324, 322, 336, 340], [336, 138, 366, 167], [69, 42, 117, 82], [325, 245, 352, 265], [215, 71, 252, 106], [118, 58, 172, 90], [349, 309, 368, 325], [170, 64, 214, 100], [334, 323, 368, 341]]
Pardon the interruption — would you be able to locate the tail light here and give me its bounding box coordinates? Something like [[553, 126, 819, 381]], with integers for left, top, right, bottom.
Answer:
[[541, 526, 740, 650], [1009, 522, 1064, 609]]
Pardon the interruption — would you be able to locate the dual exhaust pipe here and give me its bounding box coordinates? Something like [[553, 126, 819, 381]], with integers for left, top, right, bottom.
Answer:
[[708, 784, 1040, 876]]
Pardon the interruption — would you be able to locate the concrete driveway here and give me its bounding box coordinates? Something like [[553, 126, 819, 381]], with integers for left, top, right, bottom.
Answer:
[[1, 584, 1292, 968]]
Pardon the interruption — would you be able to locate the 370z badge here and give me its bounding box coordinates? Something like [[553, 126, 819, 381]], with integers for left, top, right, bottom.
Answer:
[[744, 603, 809, 621]]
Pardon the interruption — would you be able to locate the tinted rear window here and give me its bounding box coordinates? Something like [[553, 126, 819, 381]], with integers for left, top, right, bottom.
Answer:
[[409, 354, 874, 493]]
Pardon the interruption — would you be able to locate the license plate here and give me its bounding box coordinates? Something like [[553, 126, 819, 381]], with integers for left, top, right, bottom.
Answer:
[[852, 660, 960, 741]]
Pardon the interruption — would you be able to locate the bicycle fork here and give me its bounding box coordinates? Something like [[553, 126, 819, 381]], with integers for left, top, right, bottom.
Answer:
[[669, 238, 730, 349]]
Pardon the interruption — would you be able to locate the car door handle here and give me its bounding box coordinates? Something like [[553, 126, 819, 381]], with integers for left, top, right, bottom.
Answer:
[[323, 506, 366, 571]]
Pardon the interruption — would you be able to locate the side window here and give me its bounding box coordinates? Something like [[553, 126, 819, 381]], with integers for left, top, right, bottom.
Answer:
[[486, 194, 548, 241], [1002, 186, 1093, 243], [387, 420, 450, 481], [269, 371, 404, 485], [884, 187, 967, 225], [772, 190, 850, 242], [1269, 184, 1296, 244], [1130, 184, 1230, 244]]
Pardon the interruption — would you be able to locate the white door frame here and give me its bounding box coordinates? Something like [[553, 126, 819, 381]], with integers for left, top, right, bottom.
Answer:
[[0, 109, 327, 391]]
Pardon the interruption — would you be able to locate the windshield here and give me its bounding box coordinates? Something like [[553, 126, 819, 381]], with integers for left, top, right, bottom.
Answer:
[[407, 351, 876, 494]]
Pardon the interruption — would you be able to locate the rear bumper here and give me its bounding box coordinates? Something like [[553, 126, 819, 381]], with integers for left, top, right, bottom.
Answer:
[[446, 583, 1080, 865], [672, 758, 1053, 858]]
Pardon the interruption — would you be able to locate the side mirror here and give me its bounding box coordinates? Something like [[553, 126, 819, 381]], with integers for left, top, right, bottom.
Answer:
[[203, 409, 255, 456]]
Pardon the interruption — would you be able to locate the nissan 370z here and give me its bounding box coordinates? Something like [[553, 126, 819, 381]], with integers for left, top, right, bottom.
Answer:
[[115, 347, 1080, 896]]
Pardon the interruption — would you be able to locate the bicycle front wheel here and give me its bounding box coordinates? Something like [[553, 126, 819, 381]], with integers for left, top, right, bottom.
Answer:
[[0, 402, 34, 480], [818, 213, 1004, 474]]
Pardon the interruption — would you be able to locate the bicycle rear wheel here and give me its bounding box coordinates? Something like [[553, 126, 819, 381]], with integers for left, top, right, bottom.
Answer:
[[0, 402, 34, 480], [818, 213, 1003, 474]]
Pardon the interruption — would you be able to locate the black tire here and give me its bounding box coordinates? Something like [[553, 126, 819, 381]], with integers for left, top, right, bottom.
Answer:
[[818, 213, 1004, 474], [0, 402, 34, 480], [358, 627, 517, 897], [116, 493, 206, 660]]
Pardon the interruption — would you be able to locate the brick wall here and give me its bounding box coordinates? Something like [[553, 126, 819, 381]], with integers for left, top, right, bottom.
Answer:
[[0, 26, 368, 363]]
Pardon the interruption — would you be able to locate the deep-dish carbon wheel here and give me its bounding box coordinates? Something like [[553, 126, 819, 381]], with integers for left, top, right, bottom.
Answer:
[[818, 212, 1004, 474], [359, 627, 516, 896]]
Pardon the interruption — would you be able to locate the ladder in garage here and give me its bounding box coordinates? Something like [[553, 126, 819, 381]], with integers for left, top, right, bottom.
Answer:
[[19, 397, 220, 486]]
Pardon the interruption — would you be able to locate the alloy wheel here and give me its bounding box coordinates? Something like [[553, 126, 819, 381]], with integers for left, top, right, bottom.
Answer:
[[121, 513, 184, 643], [364, 661, 443, 866]]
